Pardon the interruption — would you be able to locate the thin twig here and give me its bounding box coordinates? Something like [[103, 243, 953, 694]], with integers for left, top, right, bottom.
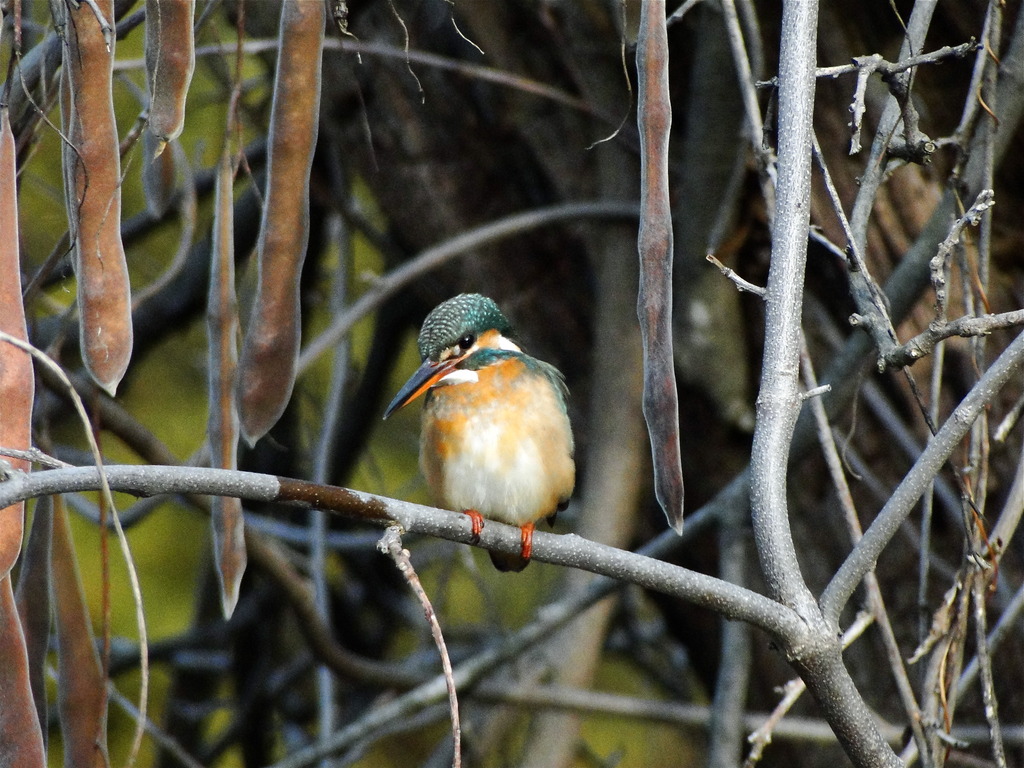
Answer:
[[811, 133, 899, 365], [902, 571, 1024, 764], [800, 384, 831, 400], [106, 680, 204, 768], [821, 328, 1024, 624], [666, 0, 705, 26], [847, 0, 939, 255], [470, 683, 1003, 745], [379, 526, 461, 768], [756, 40, 979, 88], [929, 190, 996, 325], [953, 2, 1001, 177], [971, 577, 1007, 768], [720, 0, 777, 204], [114, 38, 605, 123], [848, 59, 874, 154], [77, 0, 114, 51], [708, 482, 754, 768], [310, 212, 350, 761], [993, 391, 1024, 443], [918, 332, 946, 656], [706, 254, 766, 297], [0, 446, 73, 468], [882, 307, 1022, 370]]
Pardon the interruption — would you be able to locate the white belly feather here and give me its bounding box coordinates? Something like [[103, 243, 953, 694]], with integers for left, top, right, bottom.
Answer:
[[438, 421, 554, 526]]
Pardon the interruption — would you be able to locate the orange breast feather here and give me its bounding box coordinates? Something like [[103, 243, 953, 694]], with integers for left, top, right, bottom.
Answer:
[[419, 356, 574, 527]]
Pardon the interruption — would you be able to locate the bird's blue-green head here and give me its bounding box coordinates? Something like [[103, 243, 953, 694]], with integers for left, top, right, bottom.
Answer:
[[383, 294, 519, 418], [417, 293, 514, 362]]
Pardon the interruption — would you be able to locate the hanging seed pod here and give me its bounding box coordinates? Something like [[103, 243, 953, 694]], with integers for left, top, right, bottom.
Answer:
[[237, 0, 325, 444], [0, 107, 32, 579], [52, 497, 111, 768], [207, 149, 245, 618], [636, 0, 684, 533], [60, 0, 133, 395], [0, 579, 46, 768], [145, 0, 195, 148], [141, 130, 180, 219]]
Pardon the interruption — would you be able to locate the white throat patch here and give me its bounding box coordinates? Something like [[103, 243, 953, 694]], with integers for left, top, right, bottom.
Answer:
[[437, 369, 479, 386]]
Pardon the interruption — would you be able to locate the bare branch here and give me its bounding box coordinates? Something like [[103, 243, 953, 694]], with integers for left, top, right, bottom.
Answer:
[[706, 254, 766, 298], [744, 611, 875, 767], [822, 328, 1024, 623], [0, 464, 803, 638], [297, 202, 639, 373], [931, 190, 996, 321], [756, 39, 979, 87], [749, 0, 819, 619], [882, 307, 1023, 369], [379, 526, 461, 768]]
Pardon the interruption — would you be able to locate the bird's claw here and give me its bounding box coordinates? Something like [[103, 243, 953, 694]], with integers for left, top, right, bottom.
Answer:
[[463, 509, 485, 543], [520, 522, 536, 561]]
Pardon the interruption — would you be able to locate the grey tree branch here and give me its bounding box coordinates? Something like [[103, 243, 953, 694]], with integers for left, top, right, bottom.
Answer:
[[848, 0, 938, 252], [744, 611, 875, 767], [708, 499, 754, 768], [706, 254, 766, 297], [748, 0, 819, 620], [0, 464, 801, 639], [755, 40, 979, 87], [721, 0, 776, 213], [748, 4, 905, 766], [821, 328, 1024, 624], [811, 133, 900, 362], [296, 201, 639, 373], [800, 345, 931, 765], [881, 306, 1022, 370]]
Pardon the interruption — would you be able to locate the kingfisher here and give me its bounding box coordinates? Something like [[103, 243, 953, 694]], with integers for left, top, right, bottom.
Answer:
[[383, 293, 575, 571]]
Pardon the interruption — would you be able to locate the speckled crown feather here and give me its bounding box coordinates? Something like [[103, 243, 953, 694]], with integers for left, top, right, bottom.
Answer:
[[417, 294, 514, 360]]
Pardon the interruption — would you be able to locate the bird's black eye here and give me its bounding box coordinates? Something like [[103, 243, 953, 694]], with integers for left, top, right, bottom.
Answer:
[[458, 334, 475, 351]]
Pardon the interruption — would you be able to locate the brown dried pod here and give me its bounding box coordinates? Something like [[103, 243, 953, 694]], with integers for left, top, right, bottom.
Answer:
[[237, 0, 325, 444], [0, 578, 46, 767], [208, 149, 245, 618], [636, 0, 684, 534], [0, 106, 33, 580], [52, 497, 110, 768], [61, 0, 134, 395], [141, 130, 180, 219], [145, 0, 195, 147]]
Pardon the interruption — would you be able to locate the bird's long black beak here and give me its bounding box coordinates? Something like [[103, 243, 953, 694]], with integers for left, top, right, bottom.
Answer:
[[382, 359, 455, 419]]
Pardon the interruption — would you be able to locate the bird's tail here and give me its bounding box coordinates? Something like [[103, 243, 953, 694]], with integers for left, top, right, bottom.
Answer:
[[488, 550, 531, 572]]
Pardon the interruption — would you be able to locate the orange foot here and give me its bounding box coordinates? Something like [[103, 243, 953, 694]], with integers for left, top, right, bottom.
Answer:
[[519, 522, 536, 561], [463, 509, 485, 543]]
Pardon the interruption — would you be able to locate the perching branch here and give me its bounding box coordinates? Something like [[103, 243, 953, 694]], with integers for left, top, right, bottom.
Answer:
[[748, 0, 819, 620], [0, 464, 802, 639]]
